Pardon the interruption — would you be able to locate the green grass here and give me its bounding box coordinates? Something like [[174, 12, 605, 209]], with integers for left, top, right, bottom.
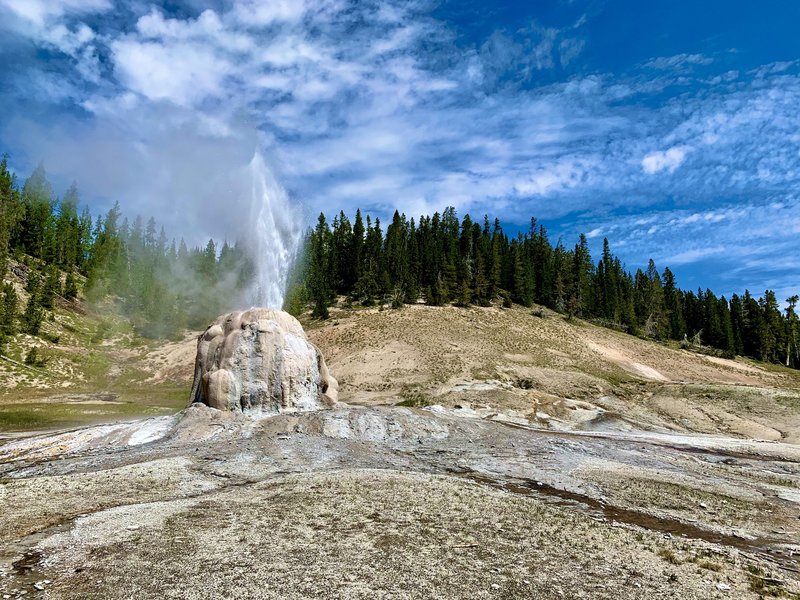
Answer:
[[396, 385, 435, 408], [0, 400, 178, 431], [0, 296, 194, 432], [580, 364, 633, 389]]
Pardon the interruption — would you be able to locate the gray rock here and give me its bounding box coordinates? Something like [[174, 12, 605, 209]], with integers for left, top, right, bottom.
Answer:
[[188, 308, 338, 415]]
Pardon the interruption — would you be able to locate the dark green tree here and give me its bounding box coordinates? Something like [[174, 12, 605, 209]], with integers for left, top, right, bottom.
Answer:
[[23, 275, 45, 335], [309, 213, 331, 319]]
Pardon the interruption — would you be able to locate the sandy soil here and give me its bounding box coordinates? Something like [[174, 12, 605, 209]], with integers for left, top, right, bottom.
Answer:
[[307, 304, 800, 441], [141, 332, 199, 384]]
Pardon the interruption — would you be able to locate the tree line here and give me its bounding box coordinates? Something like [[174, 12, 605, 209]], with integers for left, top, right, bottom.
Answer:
[[0, 156, 253, 347], [2, 154, 798, 370], [290, 208, 800, 369]]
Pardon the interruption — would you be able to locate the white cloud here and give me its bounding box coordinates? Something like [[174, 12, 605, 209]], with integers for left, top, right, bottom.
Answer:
[[559, 38, 585, 68], [586, 227, 602, 239], [513, 159, 595, 197], [230, 0, 308, 26], [644, 53, 713, 70], [111, 39, 234, 107], [0, 0, 109, 26], [663, 246, 725, 265], [641, 146, 691, 174]]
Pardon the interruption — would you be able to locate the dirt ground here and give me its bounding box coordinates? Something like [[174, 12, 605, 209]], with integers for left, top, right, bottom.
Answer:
[[307, 304, 800, 442], [1, 304, 800, 599]]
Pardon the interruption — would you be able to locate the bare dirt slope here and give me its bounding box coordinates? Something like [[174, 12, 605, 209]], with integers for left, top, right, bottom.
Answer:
[[307, 304, 800, 442]]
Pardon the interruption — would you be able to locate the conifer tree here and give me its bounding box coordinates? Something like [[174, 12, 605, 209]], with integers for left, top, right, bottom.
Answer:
[[0, 157, 23, 278], [786, 296, 799, 367], [0, 283, 18, 352], [19, 163, 54, 261], [64, 271, 79, 299], [41, 265, 61, 309], [662, 267, 684, 339], [309, 213, 331, 319], [23, 274, 45, 335]]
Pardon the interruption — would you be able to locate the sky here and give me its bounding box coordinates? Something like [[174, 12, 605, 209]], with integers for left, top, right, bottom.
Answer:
[[0, 0, 798, 302]]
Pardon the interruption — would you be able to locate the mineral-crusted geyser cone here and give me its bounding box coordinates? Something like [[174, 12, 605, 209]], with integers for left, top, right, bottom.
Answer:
[[189, 308, 338, 414]]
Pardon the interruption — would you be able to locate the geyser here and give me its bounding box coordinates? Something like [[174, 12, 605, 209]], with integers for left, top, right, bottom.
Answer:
[[189, 308, 338, 415], [247, 150, 302, 309]]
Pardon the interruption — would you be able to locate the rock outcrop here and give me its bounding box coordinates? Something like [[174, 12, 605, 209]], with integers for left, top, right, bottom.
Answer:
[[189, 308, 338, 415]]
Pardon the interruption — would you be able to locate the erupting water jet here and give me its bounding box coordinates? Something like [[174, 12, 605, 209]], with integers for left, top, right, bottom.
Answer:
[[246, 150, 302, 309]]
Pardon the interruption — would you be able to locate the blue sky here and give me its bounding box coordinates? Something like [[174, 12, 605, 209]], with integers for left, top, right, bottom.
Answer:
[[0, 0, 798, 302]]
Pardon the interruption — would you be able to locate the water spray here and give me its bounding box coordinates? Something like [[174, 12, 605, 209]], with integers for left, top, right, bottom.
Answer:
[[246, 149, 302, 309]]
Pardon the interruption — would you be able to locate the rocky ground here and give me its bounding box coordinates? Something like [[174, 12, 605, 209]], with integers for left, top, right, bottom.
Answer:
[[1, 303, 800, 599], [0, 405, 799, 599]]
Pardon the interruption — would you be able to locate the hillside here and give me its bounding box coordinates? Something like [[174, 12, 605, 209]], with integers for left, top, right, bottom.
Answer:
[[306, 302, 800, 442], [0, 260, 192, 433], [3, 280, 799, 443]]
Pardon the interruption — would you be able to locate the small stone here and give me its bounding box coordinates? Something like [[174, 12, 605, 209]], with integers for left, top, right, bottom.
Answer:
[[126, 525, 140, 531], [699, 502, 708, 509], [523, 579, 531, 585], [716, 582, 731, 591], [490, 583, 500, 590]]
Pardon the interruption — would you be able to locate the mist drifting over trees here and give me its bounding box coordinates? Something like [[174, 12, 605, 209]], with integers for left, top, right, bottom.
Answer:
[[0, 156, 254, 341]]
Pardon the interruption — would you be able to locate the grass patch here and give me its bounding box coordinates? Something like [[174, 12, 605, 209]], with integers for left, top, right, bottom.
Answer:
[[657, 547, 680, 565], [697, 560, 722, 572], [580, 365, 632, 389], [0, 400, 178, 431], [396, 386, 434, 408], [746, 565, 796, 598]]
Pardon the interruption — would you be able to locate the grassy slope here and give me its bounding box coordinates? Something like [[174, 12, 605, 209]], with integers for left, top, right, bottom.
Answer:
[[0, 261, 191, 431]]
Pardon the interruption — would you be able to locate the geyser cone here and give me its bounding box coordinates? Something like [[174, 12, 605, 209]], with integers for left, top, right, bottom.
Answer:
[[189, 308, 338, 415]]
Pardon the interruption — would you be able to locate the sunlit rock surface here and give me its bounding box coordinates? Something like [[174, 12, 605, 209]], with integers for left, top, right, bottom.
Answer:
[[189, 308, 338, 414]]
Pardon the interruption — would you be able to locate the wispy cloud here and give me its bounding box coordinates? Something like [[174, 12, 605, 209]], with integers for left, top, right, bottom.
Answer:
[[641, 146, 691, 174], [663, 246, 726, 266], [0, 0, 798, 298], [0, 0, 110, 26], [643, 53, 713, 70]]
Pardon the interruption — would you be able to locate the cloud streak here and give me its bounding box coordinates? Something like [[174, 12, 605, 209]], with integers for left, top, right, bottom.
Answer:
[[0, 0, 797, 298]]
